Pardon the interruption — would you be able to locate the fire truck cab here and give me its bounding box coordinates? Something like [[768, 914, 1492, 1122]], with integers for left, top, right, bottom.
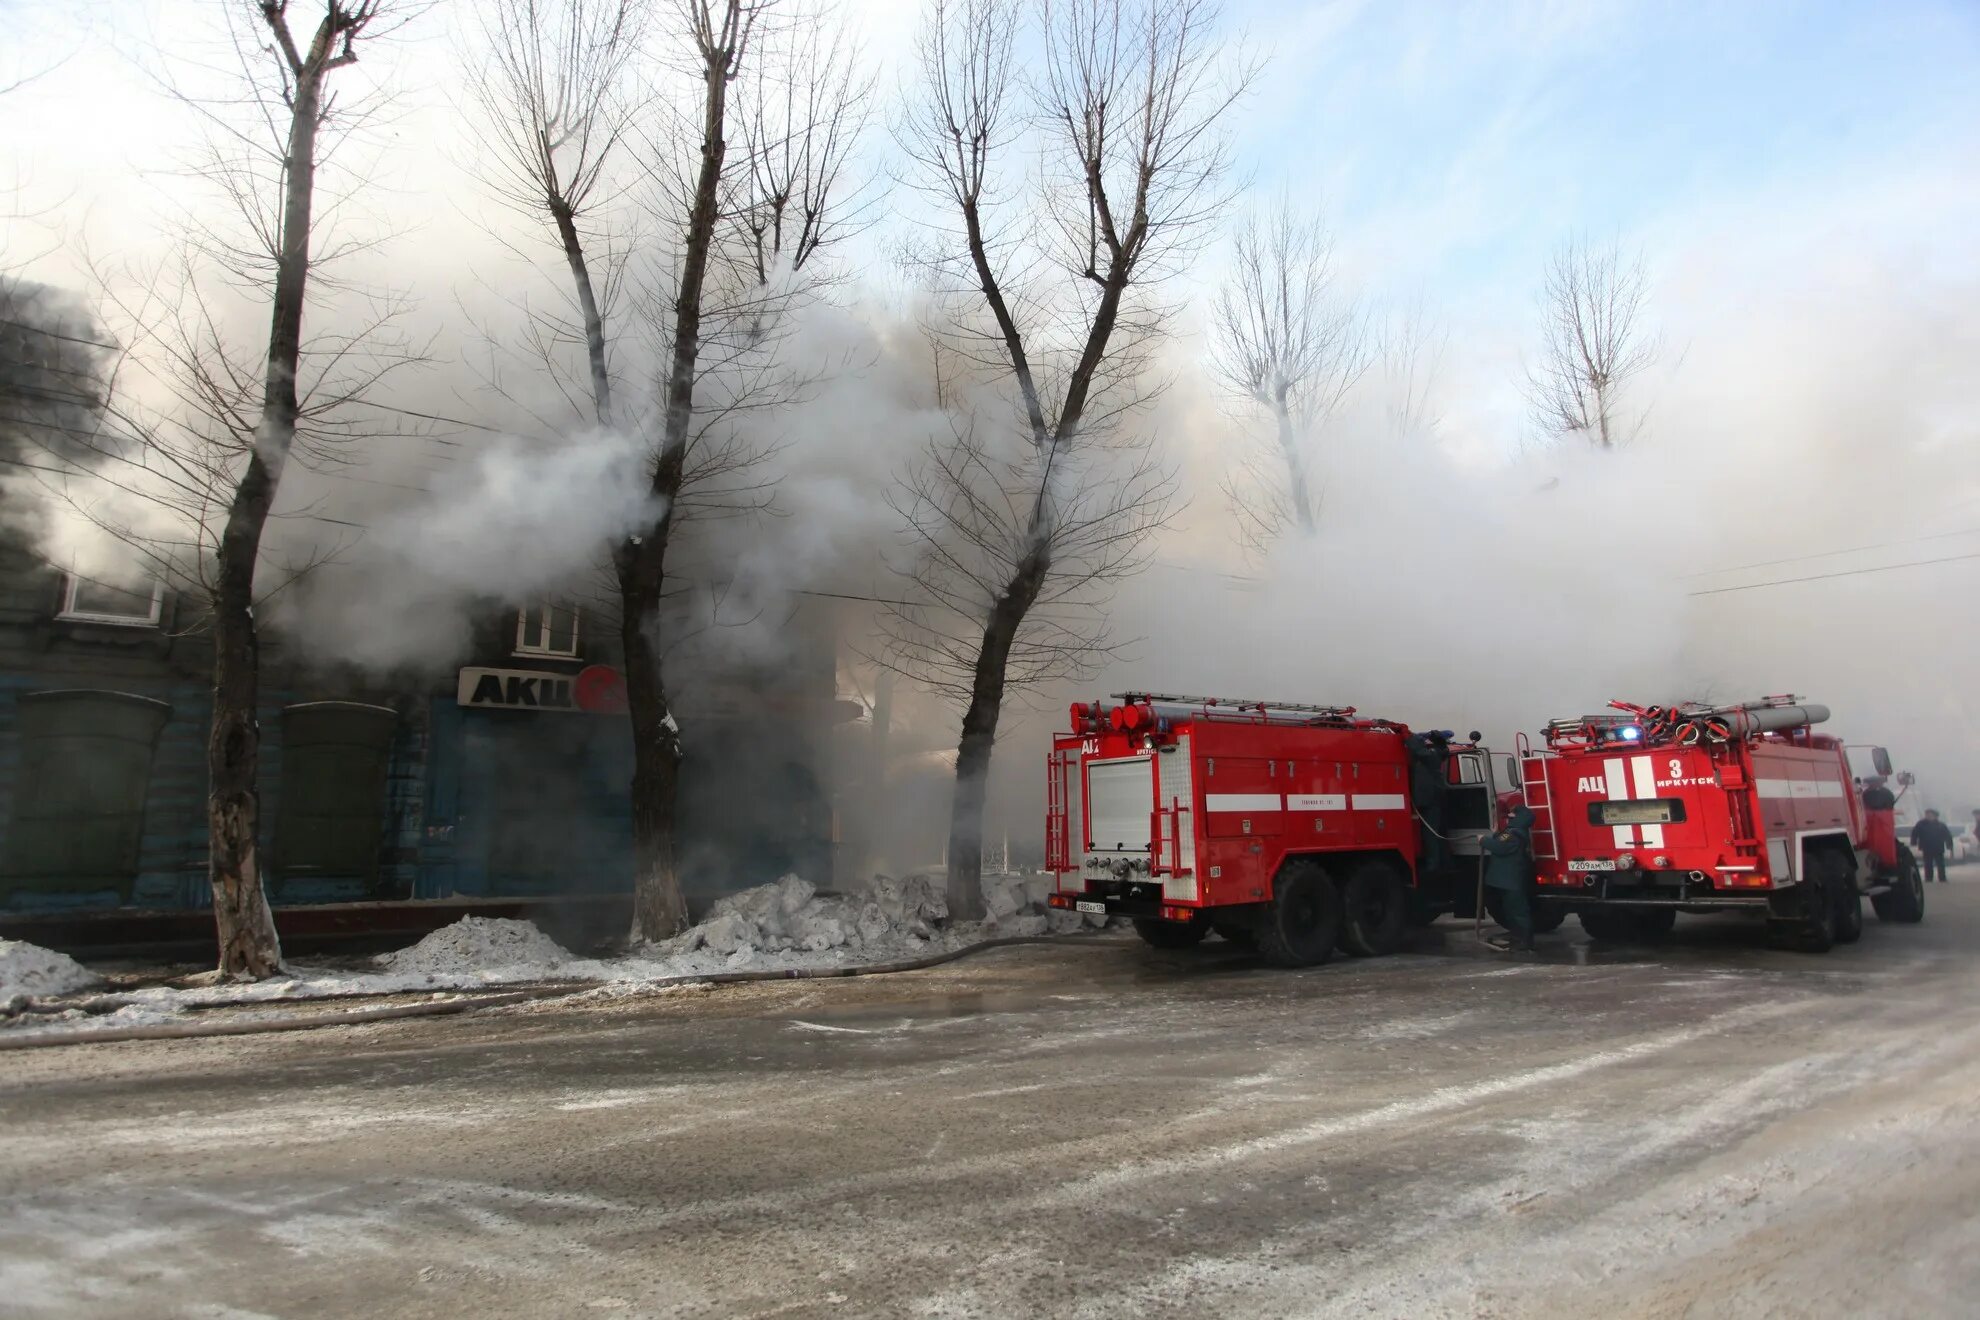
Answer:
[[1044, 692, 1513, 966], [1519, 696, 1927, 950]]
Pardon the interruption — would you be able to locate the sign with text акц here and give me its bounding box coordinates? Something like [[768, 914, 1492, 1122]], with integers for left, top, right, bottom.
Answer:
[[456, 666, 611, 713]]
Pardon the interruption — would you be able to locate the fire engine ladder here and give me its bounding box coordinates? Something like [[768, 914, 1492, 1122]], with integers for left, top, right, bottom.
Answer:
[[1515, 732, 1558, 860]]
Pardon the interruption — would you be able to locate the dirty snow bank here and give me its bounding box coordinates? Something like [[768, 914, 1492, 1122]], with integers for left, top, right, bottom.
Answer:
[[0, 939, 103, 1005], [3, 873, 1102, 1036]]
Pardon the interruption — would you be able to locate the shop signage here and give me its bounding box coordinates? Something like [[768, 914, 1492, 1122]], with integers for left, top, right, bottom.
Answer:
[[456, 665, 625, 714]]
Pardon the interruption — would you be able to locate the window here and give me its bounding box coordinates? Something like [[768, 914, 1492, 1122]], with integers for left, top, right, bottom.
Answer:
[[58, 572, 163, 627], [514, 602, 580, 658], [273, 702, 398, 889], [3, 690, 171, 900]]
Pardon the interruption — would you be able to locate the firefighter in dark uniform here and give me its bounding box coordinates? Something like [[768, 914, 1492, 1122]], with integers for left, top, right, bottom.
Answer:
[[1483, 805, 1538, 952], [1407, 729, 1453, 873], [1911, 809, 1954, 883]]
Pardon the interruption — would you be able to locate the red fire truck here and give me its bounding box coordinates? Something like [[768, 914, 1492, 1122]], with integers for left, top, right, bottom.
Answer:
[[1519, 696, 1927, 950], [1043, 692, 1514, 966]]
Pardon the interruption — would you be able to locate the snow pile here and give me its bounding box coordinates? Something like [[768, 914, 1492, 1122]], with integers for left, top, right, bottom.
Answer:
[[378, 916, 578, 980], [656, 874, 950, 960], [982, 871, 1108, 936], [0, 939, 103, 1005]]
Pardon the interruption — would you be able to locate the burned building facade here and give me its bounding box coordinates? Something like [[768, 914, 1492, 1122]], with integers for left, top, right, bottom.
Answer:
[[0, 561, 849, 949]]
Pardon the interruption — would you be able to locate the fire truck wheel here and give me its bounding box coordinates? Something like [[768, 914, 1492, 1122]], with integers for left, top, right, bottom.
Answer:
[[1826, 854, 1864, 945], [1255, 861, 1344, 968], [1871, 848, 1926, 924], [1337, 862, 1409, 957], [1133, 916, 1211, 950], [1768, 871, 1836, 953]]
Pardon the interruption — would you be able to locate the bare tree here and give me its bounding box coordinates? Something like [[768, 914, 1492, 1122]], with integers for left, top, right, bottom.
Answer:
[[1210, 201, 1369, 552], [617, 0, 867, 938], [18, 2, 423, 978], [887, 0, 1249, 916], [1523, 237, 1656, 450], [460, 0, 869, 938], [1376, 294, 1446, 441]]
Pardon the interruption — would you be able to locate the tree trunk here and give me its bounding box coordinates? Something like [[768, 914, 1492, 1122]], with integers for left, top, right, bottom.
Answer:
[[619, 20, 737, 941], [618, 537, 687, 939], [1275, 399, 1314, 534], [209, 479, 282, 978], [944, 548, 1049, 920], [206, 14, 340, 977]]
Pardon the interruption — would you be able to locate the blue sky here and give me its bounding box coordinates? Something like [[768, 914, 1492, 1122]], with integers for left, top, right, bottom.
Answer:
[[1220, 0, 1980, 305]]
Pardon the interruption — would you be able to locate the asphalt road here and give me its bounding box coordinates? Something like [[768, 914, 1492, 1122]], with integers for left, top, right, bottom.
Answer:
[[5, 881, 1980, 1319]]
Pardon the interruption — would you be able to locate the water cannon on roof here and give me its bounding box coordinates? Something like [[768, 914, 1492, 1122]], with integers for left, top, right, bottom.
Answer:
[[1545, 695, 1830, 750]]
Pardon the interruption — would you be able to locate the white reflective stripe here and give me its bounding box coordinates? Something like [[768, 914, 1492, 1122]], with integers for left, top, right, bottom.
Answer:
[[1755, 778, 1796, 799], [1287, 794, 1347, 811], [1790, 781, 1822, 799], [1205, 794, 1281, 812], [1629, 755, 1665, 848], [1604, 760, 1635, 847], [1812, 780, 1847, 799], [1352, 794, 1406, 811]]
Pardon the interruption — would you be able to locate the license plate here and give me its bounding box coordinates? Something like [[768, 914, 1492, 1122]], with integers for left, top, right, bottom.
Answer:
[[1075, 900, 1107, 914], [1568, 859, 1618, 872]]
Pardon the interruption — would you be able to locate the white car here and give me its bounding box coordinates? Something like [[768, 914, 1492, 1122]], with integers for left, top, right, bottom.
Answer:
[[1955, 828, 1978, 864]]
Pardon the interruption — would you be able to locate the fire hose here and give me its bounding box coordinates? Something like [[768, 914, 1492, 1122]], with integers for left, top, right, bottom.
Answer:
[[0, 934, 1078, 1052]]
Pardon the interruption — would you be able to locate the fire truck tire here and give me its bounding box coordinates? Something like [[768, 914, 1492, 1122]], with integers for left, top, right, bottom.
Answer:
[[1826, 853, 1864, 945], [1872, 848, 1926, 924], [1255, 862, 1343, 968], [1579, 907, 1675, 943], [1768, 870, 1836, 953], [1337, 863, 1409, 957], [1133, 916, 1211, 950]]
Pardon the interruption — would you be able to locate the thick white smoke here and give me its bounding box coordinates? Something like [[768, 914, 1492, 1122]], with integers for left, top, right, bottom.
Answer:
[[279, 428, 660, 672]]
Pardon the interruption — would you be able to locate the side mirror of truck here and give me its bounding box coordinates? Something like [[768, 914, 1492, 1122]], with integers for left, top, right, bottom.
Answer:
[[1872, 746, 1893, 777], [1505, 756, 1519, 789]]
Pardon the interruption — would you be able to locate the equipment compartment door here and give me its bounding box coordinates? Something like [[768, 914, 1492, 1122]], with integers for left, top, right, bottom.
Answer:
[[1203, 758, 1283, 837]]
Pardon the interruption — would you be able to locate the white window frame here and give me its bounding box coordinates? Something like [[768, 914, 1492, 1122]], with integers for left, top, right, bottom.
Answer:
[[514, 601, 581, 658], [57, 572, 164, 627]]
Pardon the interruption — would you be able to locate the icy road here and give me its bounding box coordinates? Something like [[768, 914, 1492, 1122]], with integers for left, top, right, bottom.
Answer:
[[5, 889, 1980, 1318]]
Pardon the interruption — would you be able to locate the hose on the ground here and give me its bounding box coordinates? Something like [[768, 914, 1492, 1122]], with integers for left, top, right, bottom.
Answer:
[[0, 935, 1080, 1051]]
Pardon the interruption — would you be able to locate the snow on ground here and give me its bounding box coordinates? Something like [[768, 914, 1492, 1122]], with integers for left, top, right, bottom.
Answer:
[[0, 874, 1103, 1040], [0, 939, 103, 1006]]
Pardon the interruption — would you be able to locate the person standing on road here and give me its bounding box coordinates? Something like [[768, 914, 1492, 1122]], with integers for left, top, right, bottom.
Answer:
[[1483, 805, 1538, 953], [1911, 809, 1954, 884]]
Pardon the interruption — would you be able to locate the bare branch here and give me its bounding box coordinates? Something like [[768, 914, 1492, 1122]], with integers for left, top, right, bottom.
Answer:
[[1521, 236, 1658, 450]]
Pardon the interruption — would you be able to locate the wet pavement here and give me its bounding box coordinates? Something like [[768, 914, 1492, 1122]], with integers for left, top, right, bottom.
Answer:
[[5, 881, 1980, 1317]]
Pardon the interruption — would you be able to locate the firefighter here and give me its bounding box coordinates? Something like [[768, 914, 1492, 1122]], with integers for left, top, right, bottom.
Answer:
[[1911, 809, 1954, 883], [1407, 729, 1453, 873], [1483, 804, 1538, 953]]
